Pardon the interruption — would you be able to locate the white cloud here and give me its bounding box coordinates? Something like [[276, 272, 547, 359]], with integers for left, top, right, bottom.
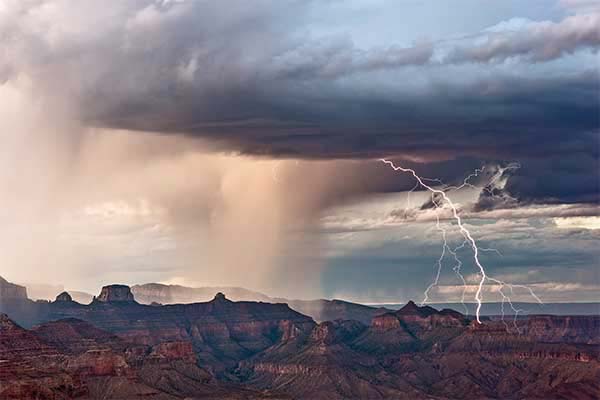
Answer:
[[554, 216, 600, 230], [432, 281, 600, 302]]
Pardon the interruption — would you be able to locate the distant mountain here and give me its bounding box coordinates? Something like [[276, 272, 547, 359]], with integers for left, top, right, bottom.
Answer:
[[375, 302, 600, 316], [0, 278, 94, 305], [131, 282, 273, 304], [0, 276, 28, 301], [131, 282, 390, 324], [117, 282, 600, 323], [280, 298, 390, 325], [17, 282, 64, 301], [68, 290, 94, 304]]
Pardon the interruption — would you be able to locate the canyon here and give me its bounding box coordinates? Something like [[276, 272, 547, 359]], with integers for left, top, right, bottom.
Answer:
[[1, 277, 598, 399]]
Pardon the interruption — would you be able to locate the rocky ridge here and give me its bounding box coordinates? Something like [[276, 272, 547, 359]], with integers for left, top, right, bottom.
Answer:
[[95, 285, 137, 303], [237, 302, 600, 399], [0, 276, 598, 399], [0, 314, 281, 399], [3, 284, 316, 375]]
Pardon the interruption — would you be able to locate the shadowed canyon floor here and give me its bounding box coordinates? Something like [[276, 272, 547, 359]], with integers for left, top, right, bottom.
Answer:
[[1, 277, 599, 399]]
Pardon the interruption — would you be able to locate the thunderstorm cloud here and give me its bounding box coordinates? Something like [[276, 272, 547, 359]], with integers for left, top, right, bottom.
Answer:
[[0, 0, 598, 301]]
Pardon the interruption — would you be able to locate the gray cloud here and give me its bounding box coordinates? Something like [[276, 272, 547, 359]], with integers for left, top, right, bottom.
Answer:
[[266, 38, 434, 80], [447, 13, 600, 63]]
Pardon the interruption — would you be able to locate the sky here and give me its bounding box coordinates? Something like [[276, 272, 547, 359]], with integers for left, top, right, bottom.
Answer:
[[0, 0, 598, 303]]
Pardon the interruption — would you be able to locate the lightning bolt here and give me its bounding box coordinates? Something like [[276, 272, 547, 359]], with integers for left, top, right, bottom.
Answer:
[[380, 158, 542, 325]]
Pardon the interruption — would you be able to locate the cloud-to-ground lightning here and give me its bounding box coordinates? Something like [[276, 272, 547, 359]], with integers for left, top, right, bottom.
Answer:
[[380, 159, 542, 324]]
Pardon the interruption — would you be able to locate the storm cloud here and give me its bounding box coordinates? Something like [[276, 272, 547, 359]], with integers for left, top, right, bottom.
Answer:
[[0, 0, 598, 299], [1, 0, 597, 208]]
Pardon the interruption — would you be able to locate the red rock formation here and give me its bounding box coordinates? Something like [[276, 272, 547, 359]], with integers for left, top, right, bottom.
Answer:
[[1, 315, 278, 399], [0, 314, 85, 399], [31, 318, 124, 355], [0, 314, 57, 359], [238, 303, 600, 399], [6, 288, 315, 375], [149, 341, 196, 363], [525, 315, 600, 344], [95, 284, 136, 303], [371, 312, 403, 332], [2, 282, 599, 399]]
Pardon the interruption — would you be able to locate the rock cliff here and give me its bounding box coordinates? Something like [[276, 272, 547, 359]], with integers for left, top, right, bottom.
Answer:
[[0, 314, 281, 399], [1, 275, 598, 399], [0, 276, 28, 301], [238, 302, 600, 399], [95, 284, 137, 303], [4, 286, 316, 375]]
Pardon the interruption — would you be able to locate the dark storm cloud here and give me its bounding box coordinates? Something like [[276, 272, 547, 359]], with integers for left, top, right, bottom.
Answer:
[[506, 152, 600, 205], [1, 0, 598, 207], [96, 70, 598, 162]]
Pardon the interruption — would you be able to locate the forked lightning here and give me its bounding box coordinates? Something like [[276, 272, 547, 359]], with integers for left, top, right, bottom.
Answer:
[[380, 158, 542, 324]]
